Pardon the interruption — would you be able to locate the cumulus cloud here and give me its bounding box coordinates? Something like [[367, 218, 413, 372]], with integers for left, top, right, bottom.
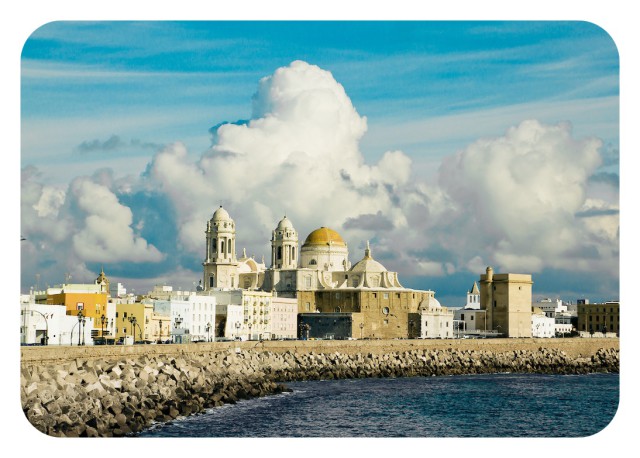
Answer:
[[436, 119, 616, 273], [21, 60, 619, 301], [70, 178, 164, 263], [146, 60, 413, 257]]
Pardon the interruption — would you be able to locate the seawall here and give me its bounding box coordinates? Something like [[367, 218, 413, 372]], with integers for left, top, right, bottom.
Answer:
[[20, 338, 619, 437]]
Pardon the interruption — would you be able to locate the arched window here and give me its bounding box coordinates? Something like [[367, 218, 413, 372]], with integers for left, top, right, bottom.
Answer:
[[292, 247, 296, 260], [277, 246, 282, 260], [220, 240, 225, 255], [209, 275, 214, 288], [309, 259, 317, 265], [212, 238, 217, 253]]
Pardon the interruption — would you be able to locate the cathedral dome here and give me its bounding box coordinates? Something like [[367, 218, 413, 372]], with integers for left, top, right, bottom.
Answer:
[[276, 216, 294, 231], [350, 241, 387, 273], [420, 296, 442, 310], [303, 227, 346, 247], [212, 206, 232, 222]]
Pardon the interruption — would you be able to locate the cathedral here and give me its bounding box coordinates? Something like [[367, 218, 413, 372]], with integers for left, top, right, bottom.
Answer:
[[202, 206, 443, 339]]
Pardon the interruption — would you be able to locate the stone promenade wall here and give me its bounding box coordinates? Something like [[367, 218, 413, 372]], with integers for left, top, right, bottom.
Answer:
[[20, 338, 619, 437]]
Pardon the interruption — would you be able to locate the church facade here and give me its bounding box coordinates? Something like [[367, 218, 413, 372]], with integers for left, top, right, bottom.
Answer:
[[201, 206, 443, 339]]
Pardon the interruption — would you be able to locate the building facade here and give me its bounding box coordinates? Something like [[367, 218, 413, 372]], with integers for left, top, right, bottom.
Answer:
[[577, 301, 619, 337], [479, 266, 533, 338]]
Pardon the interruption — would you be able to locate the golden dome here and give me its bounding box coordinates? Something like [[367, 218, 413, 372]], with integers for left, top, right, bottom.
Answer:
[[303, 227, 346, 246]]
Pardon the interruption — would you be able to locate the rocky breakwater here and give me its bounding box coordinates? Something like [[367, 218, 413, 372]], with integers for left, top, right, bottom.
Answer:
[[21, 346, 619, 437], [21, 352, 289, 437]]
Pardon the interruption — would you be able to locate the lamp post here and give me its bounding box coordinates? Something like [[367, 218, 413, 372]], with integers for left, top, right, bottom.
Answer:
[[100, 314, 106, 341], [128, 316, 138, 343], [359, 322, 364, 339], [31, 309, 49, 345], [235, 321, 241, 339], [158, 319, 163, 343], [77, 310, 85, 346], [206, 322, 211, 342], [496, 324, 501, 337], [174, 314, 183, 343], [248, 322, 253, 341]]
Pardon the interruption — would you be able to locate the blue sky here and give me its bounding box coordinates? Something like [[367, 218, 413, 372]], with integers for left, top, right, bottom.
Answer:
[[19, 21, 620, 306]]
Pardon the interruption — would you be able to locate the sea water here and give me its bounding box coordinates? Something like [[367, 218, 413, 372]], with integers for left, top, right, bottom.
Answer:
[[138, 372, 619, 437]]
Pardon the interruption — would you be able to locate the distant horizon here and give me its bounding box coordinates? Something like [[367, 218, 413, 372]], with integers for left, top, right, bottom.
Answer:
[[20, 21, 619, 307]]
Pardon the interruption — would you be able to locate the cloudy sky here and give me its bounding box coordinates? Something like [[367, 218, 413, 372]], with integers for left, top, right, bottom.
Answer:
[[19, 21, 620, 306]]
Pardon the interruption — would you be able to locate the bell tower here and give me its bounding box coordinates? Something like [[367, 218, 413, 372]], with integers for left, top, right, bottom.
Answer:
[[203, 206, 238, 289], [271, 216, 299, 269]]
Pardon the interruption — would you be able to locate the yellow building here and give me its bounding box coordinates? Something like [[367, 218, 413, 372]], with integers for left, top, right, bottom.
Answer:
[[45, 268, 111, 337], [577, 301, 619, 336], [114, 301, 171, 343], [479, 266, 533, 338]]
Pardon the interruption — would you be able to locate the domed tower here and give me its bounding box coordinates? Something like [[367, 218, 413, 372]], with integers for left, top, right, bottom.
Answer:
[[95, 266, 110, 294], [300, 227, 350, 271], [271, 216, 299, 269], [203, 206, 238, 289]]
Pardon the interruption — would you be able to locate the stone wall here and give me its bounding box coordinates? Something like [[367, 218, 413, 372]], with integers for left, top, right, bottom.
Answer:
[[20, 338, 619, 437]]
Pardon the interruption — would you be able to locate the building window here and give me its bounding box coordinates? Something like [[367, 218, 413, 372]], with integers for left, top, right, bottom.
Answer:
[[335, 307, 341, 313], [461, 314, 464, 320], [277, 246, 282, 260], [309, 259, 317, 265], [493, 301, 497, 308], [471, 316, 474, 321], [209, 275, 214, 288]]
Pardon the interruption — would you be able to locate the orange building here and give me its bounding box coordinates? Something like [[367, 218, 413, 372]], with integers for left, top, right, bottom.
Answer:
[[45, 269, 110, 336]]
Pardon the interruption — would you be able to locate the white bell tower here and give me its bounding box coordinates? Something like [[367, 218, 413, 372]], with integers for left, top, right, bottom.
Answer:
[[203, 206, 238, 289]]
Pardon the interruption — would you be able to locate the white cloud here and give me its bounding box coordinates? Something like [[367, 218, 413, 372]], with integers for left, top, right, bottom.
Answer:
[[147, 60, 414, 258], [70, 178, 164, 263], [437, 119, 616, 273]]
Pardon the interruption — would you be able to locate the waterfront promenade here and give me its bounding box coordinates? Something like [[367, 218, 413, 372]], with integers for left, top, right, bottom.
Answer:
[[21, 337, 618, 363]]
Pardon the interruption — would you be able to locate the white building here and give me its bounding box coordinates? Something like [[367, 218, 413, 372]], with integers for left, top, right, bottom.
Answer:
[[154, 293, 217, 342], [218, 304, 244, 339], [531, 310, 555, 338], [453, 308, 488, 334], [20, 295, 94, 346], [533, 298, 567, 318], [418, 295, 454, 339], [465, 282, 481, 310], [204, 289, 273, 340], [109, 282, 127, 298], [555, 312, 574, 336], [270, 297, 298, 340]]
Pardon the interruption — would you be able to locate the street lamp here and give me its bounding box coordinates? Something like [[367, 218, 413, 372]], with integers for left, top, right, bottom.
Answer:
[[128, 316, 138, 342], [158, 319, 163, 343], [235, 321, 241, 339], [100, 314, 106, 341], [174, 314, 183, 343], [31, 309, 49, 345], [248, 322, 253, 341], [77, 310, 86, 346], [206, 322, 211, 342], [359, 322, 364, 339]]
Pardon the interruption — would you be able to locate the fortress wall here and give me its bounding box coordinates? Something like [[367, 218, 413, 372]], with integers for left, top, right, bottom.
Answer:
[[21, 337, 618, 364]]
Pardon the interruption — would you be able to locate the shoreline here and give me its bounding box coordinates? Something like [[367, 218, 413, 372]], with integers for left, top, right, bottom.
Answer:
[[20, 338, 620, 437]]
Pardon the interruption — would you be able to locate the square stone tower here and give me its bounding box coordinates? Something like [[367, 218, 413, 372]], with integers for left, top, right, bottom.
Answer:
[[479, 267, 533, 337]]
